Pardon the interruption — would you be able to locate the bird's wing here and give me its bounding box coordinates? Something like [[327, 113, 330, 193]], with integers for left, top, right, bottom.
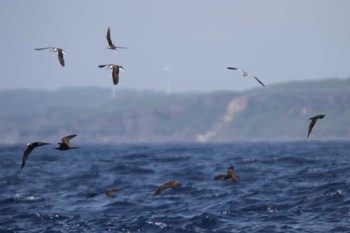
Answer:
[[112, 66, 120, 85], [106, 27, 114, 46], [22, 145, 34, 169], [61, 134, 77, 146], [153, 183, 171, 195], [116, 46, 128, 49], [253, 76, 265, 87], [227, 67, 246, 76], [307, 118, 318, 138], [35, 47, 55, 51], [98, 64, 109, 68], [214, 174, 227, 180], [57, 50, 65, 67]]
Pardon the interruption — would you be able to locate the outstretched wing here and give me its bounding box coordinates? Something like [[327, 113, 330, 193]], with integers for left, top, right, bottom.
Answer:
[[61, 134, 77, 146], [57, 50, 65, 67], [21, 145, 34, 169], [307, 118, 318, 138], [116, 46, 128, 49], [106, 27, 114, 46], [253, 76, 265, 87], [35, 47, 55, 51], [98, 64, 110, 68]]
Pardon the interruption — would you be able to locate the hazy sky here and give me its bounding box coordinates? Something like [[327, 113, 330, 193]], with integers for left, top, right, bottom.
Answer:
[[0, 0, 349, 92]]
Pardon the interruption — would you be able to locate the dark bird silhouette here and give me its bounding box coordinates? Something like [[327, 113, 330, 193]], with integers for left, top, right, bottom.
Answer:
[[153, 180, 181, 196], [307, 114, 325, 138], [55, 134, 79, 150], [106, 27, 128, 51], [214, 166, 240, 182], [35, 47, 66, 67], [98, 64, 125, 85], [227, 67, 265, 87], [21, 142, 50, 169], [88, 188, 122, 198]]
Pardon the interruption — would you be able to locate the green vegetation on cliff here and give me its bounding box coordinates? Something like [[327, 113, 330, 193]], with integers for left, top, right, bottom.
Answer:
[[1, 78, 349, 143]]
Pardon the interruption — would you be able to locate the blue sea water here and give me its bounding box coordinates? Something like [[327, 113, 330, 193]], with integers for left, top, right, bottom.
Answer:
[[1, 141, 350, 233]]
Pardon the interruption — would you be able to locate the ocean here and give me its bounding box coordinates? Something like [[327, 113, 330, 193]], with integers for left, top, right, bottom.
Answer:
[[1, 141, 350, 233]]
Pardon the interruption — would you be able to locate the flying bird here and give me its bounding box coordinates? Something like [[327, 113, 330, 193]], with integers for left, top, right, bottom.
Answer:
[[227, 67, 265, 87], [88, 188, 122, 198], [307, 114, 325, 138], [106, 27, 128, 51], [55, 134, 79, 150], [214, 166, 240, 182], [35, 47, 66, 67], [21, 142, 50, 169], [98, 64, 125, 85], [153, 180, 181, 196]]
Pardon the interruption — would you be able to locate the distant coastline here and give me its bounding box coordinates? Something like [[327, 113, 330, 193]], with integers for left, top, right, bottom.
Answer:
[[1, 77, 349, 144]]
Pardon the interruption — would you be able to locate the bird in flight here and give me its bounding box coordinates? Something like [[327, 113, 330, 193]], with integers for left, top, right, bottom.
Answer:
[[35, 47, 66, 67], [98, 64, 125, 85], [106, 27, 128, 51], [227, 67, 265, 87], [153, 180, 181, 196], [55, 134, 79, 150], [307, 114, 325, 138], [21, 142, 50, 169], [214, 166, 240, 182]]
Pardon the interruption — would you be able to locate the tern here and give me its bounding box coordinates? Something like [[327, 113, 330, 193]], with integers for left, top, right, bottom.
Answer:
[[307, 114, 325, 138], [227, 67, 265, 87], [98, 64, 125, 85], [55, 134, 79, 150], [106, 27, 128, 51], [21, 142, 50, 169], [153, 180, 181, 196], [214, 166, 240, 182], [35, 47, 66, 67]]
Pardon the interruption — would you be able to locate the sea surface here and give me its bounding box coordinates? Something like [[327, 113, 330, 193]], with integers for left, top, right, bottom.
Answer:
[[1, 141, 350, 233]]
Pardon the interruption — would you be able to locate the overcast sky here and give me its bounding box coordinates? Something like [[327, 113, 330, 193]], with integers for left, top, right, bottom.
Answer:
[[0, 0, 349, 92]]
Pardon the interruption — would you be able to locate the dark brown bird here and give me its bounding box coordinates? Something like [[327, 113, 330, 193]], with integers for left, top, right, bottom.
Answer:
[[214, 166, 240, 182], [106, 27, 128, 51], [98, 64, 125, 85], [307, 114, 325, 138], [21, 142, 50, 169], [227, 67, 265, 87], [35, 47, 66, 67], [153, 180, 181, 196], [55, 134, 79, 150], [88, 188, 122, 198]]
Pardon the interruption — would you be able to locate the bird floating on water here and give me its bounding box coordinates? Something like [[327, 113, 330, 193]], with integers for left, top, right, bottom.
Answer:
[[227, 67, 265, 87], [307, 114, 325, 138], [106, 27, 128, 51], [35, 47, 66, 67], [55, 134, 79, 150], [214, 166, 240, 182], [21, 142, 50, 169], [88, 188, 122, 198], [153, 180, 181, 196], [98, 64, 125, 85]]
